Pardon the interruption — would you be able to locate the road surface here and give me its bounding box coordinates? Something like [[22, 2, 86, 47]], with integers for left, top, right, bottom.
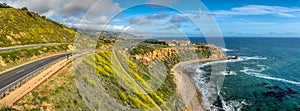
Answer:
[[0, 53, 72, 94]]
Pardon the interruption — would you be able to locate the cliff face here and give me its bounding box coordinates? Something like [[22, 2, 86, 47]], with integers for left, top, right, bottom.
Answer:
[[206, 44, 226, 59], [134, 48, 177, 65], [134, 44, 225, 66]]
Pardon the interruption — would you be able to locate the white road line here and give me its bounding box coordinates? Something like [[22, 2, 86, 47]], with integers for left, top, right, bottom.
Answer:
[[16, 70, 24, 73]]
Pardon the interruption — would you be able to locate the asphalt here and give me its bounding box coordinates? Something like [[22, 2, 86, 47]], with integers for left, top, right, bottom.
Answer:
[[0, 53, 72, 93]]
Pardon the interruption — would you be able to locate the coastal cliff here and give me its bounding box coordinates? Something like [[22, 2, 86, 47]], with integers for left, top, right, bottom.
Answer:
[[134, 44, 224, 66], [10, 42, 225, 110], [133, 43, 225, 110]]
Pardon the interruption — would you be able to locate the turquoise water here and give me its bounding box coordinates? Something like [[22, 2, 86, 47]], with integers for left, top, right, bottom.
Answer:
[[189, 37, 300, 111]]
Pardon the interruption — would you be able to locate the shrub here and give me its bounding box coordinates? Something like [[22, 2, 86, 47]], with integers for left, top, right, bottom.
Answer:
[[0, 3, 11, 8], [21, 7, 28, 11]]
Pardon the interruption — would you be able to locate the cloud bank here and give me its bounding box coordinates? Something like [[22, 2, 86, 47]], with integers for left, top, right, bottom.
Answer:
[[213, 5, 300, 18], [0, 0, 125, 31]]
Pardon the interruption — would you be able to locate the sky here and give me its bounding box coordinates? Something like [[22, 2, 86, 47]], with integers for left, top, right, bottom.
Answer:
[[1, 0, 300, 37]]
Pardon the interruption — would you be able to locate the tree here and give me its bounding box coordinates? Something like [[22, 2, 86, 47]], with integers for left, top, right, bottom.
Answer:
[[21, 7, 28, 11], [42, 16, 46, 19], [0, 3, 11, 8]]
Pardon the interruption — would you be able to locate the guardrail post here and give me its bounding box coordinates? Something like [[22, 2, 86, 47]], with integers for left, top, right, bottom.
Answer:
[[22, 80, 26, 85], [0, 92, 4, 99], [10, 86, 15, 92], [5, 90, 9, 97], [17, 82, 21, 88]]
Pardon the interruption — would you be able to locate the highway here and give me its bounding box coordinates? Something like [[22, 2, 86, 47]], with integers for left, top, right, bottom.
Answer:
[[0, 53, 72, 94]]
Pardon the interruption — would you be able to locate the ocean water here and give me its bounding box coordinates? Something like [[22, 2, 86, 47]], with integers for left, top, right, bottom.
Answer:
[[186, 37, 300, 111]]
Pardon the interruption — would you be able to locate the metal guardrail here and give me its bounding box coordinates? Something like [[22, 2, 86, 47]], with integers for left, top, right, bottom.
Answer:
[[0, 56, 68, 99]]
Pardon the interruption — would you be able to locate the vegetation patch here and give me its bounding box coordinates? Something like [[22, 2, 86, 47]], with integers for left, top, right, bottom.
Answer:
[[79, 51, 181, 110], [0, 44, 71, 72], [12, 65, 89, 110], [0, 5, 76, 47]]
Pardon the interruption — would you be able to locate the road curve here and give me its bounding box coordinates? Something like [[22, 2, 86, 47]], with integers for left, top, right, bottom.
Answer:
[[0, 53, 72, 94]]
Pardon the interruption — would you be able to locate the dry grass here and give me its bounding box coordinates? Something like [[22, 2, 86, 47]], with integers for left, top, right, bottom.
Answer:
[[12, 64, 89, 110]]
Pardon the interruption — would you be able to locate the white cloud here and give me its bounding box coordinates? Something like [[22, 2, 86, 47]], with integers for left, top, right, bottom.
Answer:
[[61, 16, 135, 32], [147, 0, 181, 6], [108, 25, 135, 32], [128, 15, 151, 25], [1, 0, 121, 18], [0, 0, 122, 31], [170, 14, 187, 23], [213, 5, 300, 18]]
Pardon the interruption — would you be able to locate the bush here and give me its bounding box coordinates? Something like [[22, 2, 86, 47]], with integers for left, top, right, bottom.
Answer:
[[42, 16, 46, 19], [21, 7, 28, 11], [0, 3, 11, 8], [26, 11, 34, 18]]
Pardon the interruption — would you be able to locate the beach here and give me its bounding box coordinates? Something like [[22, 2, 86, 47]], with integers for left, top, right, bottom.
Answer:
[[172, 57, 226, 111]]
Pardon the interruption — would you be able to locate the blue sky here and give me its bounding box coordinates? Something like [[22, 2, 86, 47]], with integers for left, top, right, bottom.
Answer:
[[107, 0, 300, 37], [2, 0, 300, 37], [202, 0, 300, 37]]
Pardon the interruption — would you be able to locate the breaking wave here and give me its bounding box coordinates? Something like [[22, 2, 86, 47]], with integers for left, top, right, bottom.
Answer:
[[199, 56, 267, 68], [241, 66, 300, 86], [194, 56, 267, 111], [221, 48, 236, 52]]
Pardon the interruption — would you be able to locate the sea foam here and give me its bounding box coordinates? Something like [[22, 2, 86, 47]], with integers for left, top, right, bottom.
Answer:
[[193, 56, 267, 111], [221, 48, 236, 52], [199, 56, 267, 68], [241, 67, 300, 86]]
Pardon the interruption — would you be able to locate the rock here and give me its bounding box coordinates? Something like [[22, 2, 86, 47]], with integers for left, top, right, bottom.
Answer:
[[286, 87, 298, 94], [265, 85, 283, 91], [261, 86, 298, 101]]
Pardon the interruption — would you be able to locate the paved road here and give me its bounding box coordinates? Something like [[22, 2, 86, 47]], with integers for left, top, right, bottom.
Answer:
[[0, 43, 70, 52], [0, 53, 72, 94]]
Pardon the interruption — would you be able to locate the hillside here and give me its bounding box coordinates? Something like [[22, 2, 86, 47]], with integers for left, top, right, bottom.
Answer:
[[0, 4, 76, 47], [8, 39, 225, 110], [0, 4, 88, 73], [0, 3, 225, 110]]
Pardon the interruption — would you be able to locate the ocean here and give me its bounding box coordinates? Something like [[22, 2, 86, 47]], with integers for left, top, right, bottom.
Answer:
[[185, 37, 300, 111], [139, 37, 300, 110]]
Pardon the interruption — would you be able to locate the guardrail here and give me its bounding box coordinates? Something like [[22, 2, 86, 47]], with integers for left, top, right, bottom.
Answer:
[[0, 55, 70, 99]]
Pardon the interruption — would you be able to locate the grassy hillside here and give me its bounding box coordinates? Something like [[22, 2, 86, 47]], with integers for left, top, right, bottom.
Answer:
[[0, 4, 224, 110], [0, 5, 76, 47], [70, 40, 218, 110], [3, 39, 224, 110], [77, 51, 182, 110]]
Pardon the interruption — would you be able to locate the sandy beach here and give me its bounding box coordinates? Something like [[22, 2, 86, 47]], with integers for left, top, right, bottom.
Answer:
[[172, 57, 226, 111]]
